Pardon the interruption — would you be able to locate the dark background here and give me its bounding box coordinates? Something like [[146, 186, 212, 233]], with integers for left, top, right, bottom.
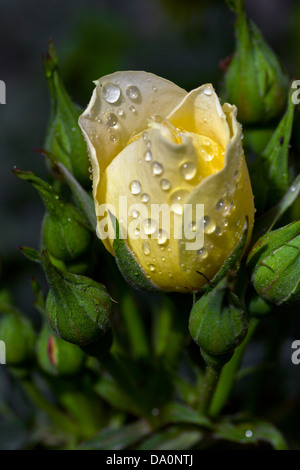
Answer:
[[0, 0, 300, 449]]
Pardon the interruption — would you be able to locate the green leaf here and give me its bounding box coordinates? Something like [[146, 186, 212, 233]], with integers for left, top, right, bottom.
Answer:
[[214, 418, 288, 450], [161, 402, 212, 429], [94, 375, 140, 415], [136, 426, 203, 450], [79, 420, 151, 450]]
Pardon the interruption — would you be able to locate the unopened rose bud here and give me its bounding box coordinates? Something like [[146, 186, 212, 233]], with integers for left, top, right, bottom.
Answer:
[[189, 280, 248, 367], [13, 169, 92, 262], [222, 0, 289, 124], [41, 251, 113, 350], [79, 71, 254, 293], [36, 320, 86, 376], [247, 221, 300, 305]]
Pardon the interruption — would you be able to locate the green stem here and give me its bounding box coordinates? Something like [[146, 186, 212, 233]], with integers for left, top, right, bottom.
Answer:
[[209, 316, 260, 417], [198, 365, 222, 415]]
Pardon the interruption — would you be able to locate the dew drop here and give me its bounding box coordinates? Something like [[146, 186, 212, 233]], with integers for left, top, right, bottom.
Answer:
[[216, 199, 225, 211], [157, 229, 168, 245], [203, 216, 216, 234], [149, 264, 156, 272], [110, 134, 117, 142], [130, 180, 142, 195], [129, 105, 136, 113], [132, 209, 139, 219], [144, 150, 152, 162], [180, 161, 197, 180], [141, 193, 150, 203], [126, 85, 140, 101], [106, 113, 118, 127], [203, 86, 212, 96], [169, 189, 189, 215], [160, 179, 171, 191], [142, 241, 151, 255], [200, 142, 214, 161], [152, 161, 163, 176], [117, 109, 124, 117], [197, 248, 208, 259], [102, 83, 121, 104], [142, 218, 157, 235]]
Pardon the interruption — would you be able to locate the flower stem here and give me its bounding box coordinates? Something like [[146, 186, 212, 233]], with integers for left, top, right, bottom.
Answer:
[[209, 315, 260, 417], [198, 365, 222, 415]]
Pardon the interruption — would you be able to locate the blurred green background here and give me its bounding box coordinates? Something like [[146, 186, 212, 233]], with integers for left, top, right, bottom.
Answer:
[[0, 0, 300, 449]]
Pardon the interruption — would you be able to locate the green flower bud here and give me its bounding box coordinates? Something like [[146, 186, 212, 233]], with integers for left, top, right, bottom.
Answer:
[[41, 251, 113, 349], [222, 0, 289, 124], [189, 280, 248, 366], [0, 313, 36, 366], [13, 169, 92, 262], [36, 320, 86, 376], [247, 221, 300, 305], [43, 40, 90, 186]]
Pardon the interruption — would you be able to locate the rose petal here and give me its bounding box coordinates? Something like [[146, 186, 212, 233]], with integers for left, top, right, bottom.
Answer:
[[168, 83, 230, 148], [96, 120, 202, 290], [178, 103, 255, 290], [79, 71, 187, 202]]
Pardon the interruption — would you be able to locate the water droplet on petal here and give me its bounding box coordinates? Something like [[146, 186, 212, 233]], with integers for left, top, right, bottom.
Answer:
[[157, 229, 168, 245], [106, 113, 118, 127], [152, 161, 163, 176], [102, 83, 121, 104], [160, 179, 171, 191], [149, 264, 156, 272], [142, 218, 157, 235], [216, 199, 225, 211], [130, 180, 142, 195], [203, 86, 212, 96], [132, 209, 139, 219], [126, 85, 140, 101], [141, 193, 150, 203], [169, 189, 189, 215], [203, 216, 216, 234], [197, 248, 208, 259], [129, 105, 136, 113], [144, 150, 152, 162], [200, 142, 214, 161], [142, 241, 151, 255], [117, 109, 124, 117], [180, 161, 197, 180]]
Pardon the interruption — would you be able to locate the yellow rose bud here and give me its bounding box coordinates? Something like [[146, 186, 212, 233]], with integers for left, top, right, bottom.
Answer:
[[79, 72, 255, 293]]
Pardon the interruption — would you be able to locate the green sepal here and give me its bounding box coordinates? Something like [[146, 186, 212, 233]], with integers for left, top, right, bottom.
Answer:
[[41, 250, 113, 348], [222, 0, 289, 124], [250, 87, 295, 212], [43, 40, 90, 186], [189, 279, 248, 364], [247, 221, 300, 305], [109, 212, 160, 293]]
